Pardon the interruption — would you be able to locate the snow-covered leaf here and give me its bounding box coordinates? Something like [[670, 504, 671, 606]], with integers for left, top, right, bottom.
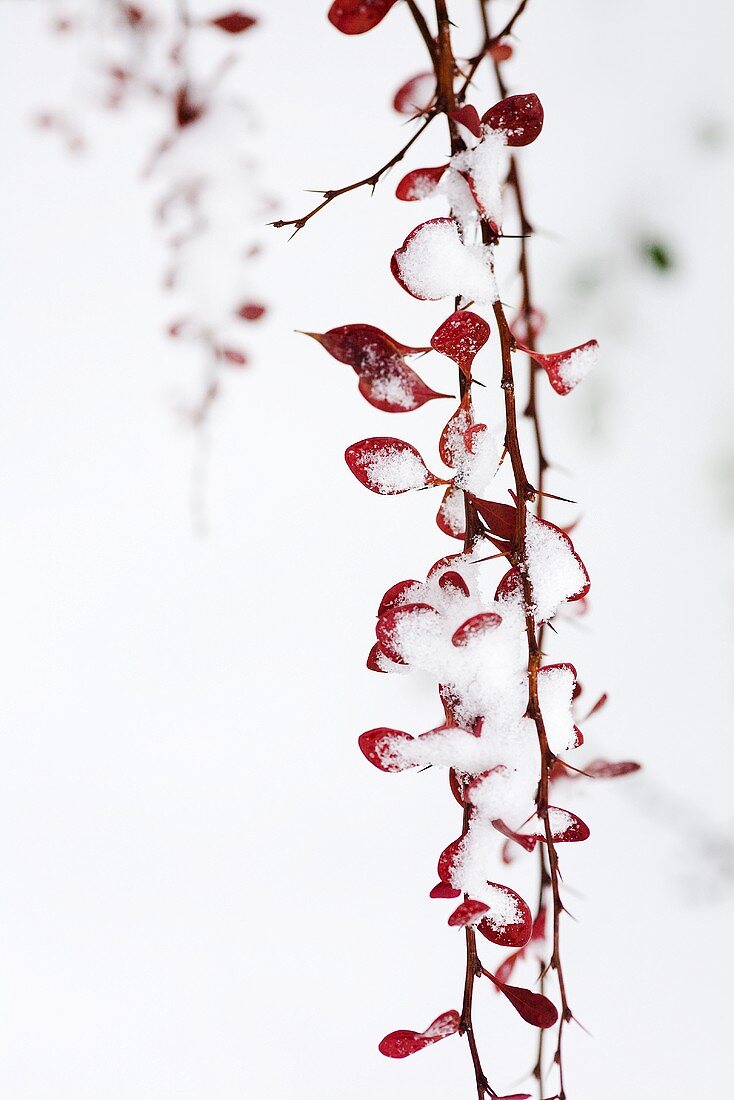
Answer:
[[392, 71, 435, 115], [358, 728, 416, 772], [451, 612, 502, 647], [396, 165, 447, 201], [391, 218, 496, 303], [345, 437, 440, 494]]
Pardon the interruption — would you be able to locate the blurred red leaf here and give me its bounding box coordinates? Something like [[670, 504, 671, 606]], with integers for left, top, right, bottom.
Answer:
[[236, 301, 266, 321], [488, 42, 513, 62], [210, 11, 257, 33], [393, 71, 436, 115]]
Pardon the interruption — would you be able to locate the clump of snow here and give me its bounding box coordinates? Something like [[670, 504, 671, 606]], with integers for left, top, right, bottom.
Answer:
[[438, 486, 466, 537], [363, 447, 429, 493], [394, 219, 497, 304], [367, 374, 415, 410], [537, 665, 578, 754], [453, 424, 504, 495], [524, 514, 587, 622], [443, 128, 507, 232], [556, 343, 599, 390]]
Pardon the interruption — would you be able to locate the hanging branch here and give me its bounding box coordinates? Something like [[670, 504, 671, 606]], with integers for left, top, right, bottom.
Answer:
[[34, 2, 269, 528], [281, 2, 639, 1097]]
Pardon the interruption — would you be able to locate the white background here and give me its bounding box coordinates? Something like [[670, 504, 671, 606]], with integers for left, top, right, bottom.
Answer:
[[1, 1, 733, 1097]]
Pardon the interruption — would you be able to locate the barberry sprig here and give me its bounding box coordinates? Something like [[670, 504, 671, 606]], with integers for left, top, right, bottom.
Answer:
[[278, 3, 639, 1097]]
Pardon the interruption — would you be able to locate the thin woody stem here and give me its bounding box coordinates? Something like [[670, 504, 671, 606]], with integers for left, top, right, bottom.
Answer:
[[492, 298, 572, 1100], [406, 0, 438, 63], [478, 5, 569, 1093], [433, 5, 492, 1096], [271, 113, 436, 235]]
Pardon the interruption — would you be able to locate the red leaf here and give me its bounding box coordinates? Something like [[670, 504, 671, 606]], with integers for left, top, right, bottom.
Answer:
[[379, 1009, 461, 1058], [175, 85, 204, 128], [378, 578, 420, 615], [210, 11, 257, 33], [217, 347, 247, 366], [517, 339, 599, 395], [482, 93, 544, 146], [529, 516, 591, 608], [391, 217, 491, 302], [431, 311, 490, 377], [488, 42, 514, 62], [472, 498, 517, 543], [436, 485, 466, 540], [495, 949, 523, 985], [308, 324, 429, 364], [484, 972, 558, 1029], [376, 602, 439, 663], [491, 818, 538, 853], [309, 326, 445, 413], [345, 438, 439, 494], [366, 642, 390, 673], [236, 301, 266, 321], [358, 728, 415, 772], [437, 833, 467, 885], [438, 570, 470, 597], [582, 759, 641, 779], [451, 612, 502, 647], [393, 71, 435, 115], [450, 104, 482, 138], [439, 392, 474, 467], [430, 881, 462, 899], [476, 883, 533, 947], [428, 554, 465, 584], [448, 899, 489, 927], [396, 165, 447, 201], [494, 568, 523, 602], [357, 370, 450, 414], [328, 0, 398, 35], [545, 806, 591, 843]]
